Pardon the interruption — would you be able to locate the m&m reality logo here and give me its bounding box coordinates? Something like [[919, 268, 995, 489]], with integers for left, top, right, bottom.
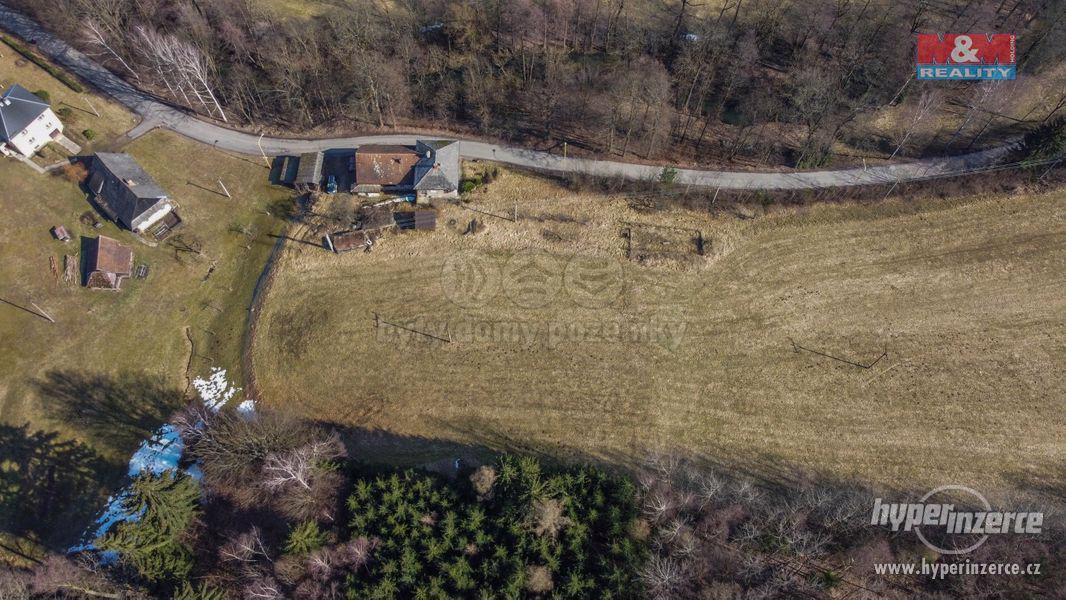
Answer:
[[916, 34, 1016, 80]]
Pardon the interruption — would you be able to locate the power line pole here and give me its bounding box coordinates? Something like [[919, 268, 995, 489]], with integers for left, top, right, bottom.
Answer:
[[257, 133, 270, 168], [217, 178, 232, 198]]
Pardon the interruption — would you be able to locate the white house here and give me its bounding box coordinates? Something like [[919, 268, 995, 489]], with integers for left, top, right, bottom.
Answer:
[[0, 84, 64, 157]]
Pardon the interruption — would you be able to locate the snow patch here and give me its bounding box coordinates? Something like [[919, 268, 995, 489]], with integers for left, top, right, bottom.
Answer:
[[192, 367, 241, 411], [72, 368, 243, 554]]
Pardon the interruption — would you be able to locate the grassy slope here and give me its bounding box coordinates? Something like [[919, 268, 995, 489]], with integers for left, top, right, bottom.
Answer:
[[253, 168, 1065, 494], [0, 130, 287, 550]]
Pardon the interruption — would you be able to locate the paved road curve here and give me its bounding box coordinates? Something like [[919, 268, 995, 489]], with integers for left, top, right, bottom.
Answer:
[[0, 3, 1014, 190]]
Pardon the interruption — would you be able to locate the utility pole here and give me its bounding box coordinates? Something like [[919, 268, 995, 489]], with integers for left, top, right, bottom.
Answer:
[[218, 178, 232, 198], [30, 302, 55, 323], [84, 96, 100, 117], [257, 133, 270, 168]]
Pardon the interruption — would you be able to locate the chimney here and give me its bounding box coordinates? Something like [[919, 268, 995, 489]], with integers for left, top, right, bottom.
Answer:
[[125, 178, 137, 186]]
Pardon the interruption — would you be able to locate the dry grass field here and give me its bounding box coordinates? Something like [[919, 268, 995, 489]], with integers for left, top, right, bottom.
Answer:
[[252, 167, 1065, 495], [0, 130, 288, 552]]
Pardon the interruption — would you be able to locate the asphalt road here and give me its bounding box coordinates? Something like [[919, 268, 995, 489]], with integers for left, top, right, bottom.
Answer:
[[0, 3, 1014, 190]]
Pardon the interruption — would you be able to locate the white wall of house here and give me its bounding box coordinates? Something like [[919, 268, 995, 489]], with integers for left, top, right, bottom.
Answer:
[[132, 202, 174, 232], [4, 108, 63, 157]]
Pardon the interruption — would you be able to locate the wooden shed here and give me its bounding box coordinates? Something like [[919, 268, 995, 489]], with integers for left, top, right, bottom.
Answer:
[[326, 229, 373, 253], [393, 210, 437, 231], [294, 151, 324, 192]]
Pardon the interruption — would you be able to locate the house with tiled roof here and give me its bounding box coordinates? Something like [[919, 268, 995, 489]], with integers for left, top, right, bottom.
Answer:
[[0, 84, 64, 157], [353, 140, 460, 201]]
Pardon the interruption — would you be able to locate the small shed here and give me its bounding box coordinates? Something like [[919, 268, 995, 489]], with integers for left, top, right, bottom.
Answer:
[[326, 230, 373, 253], [275, 155, 300, 187], [394, 210, 437, 231], [85, 235, 133, 290], [294, 151, 324, 192], [51, 225, 71, 242]]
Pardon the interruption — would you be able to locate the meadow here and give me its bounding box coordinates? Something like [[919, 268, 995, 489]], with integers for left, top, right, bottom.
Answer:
[[252, 167, 1066, 497]]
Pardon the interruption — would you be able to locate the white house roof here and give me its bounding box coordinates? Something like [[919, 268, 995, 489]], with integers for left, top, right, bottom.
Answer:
[[0, 84, 50, 141]]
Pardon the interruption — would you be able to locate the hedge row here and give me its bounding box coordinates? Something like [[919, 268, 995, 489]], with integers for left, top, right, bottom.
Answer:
[[1, 33, 84, 93]]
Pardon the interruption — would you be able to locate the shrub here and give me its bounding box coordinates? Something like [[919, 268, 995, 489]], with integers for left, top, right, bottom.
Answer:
[[59, 161, 89, 184], [658, 166, 678, 184], [33, 89, 51, 104], [56, 106, 73, 119], [460, 179, 479, 194], [82, 129, 97, 141]]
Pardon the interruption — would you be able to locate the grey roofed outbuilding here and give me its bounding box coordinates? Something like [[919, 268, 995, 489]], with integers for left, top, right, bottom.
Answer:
[[0, 84, 50, 141], [88, 153, 169, 230], [295, 151, 324, 189], [412, 141, 460, 192]]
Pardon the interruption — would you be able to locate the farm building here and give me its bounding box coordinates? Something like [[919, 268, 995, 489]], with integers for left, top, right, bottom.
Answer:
[[326, 229, 374, 253], [85, 235, 133, 290], [354, 140, 459, 200], [89, 153, 180, 236], [0, 84, 75, 157], [295, 151, 324, 192], [393, 209, 437, 231]]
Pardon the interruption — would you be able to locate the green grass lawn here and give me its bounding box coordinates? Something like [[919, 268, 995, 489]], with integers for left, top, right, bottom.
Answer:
[[0, 130, 290, 555]]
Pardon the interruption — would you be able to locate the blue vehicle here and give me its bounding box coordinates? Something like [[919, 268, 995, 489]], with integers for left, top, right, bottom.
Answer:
[[325, 174, 338, 194]]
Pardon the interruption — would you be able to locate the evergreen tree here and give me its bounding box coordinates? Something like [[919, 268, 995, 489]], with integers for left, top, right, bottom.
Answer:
[[1021, 116, 1066, 168], [285, 519, 328, 555], [98, 471, 200, 585]]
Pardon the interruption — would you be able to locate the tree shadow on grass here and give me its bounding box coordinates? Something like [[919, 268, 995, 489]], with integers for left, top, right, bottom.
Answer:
[[35, 370, 187, 459], [0, 424, 121, 551]]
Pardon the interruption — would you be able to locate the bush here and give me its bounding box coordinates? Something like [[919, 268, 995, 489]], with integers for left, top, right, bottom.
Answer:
[[59, 161, 89, 183], [658, 166, 678, 184], [56, 106, 73, 119], [82, 129, 97, 141], [33, 89, 51, 104], [460, 179, 479, 194]]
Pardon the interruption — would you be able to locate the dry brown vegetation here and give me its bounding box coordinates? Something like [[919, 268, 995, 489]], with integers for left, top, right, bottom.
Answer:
[[252, 165, 1066, 494]]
